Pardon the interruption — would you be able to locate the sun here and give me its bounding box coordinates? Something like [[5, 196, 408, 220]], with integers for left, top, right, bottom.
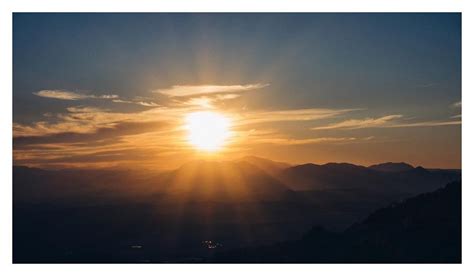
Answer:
[[185, 111, 232, 151]]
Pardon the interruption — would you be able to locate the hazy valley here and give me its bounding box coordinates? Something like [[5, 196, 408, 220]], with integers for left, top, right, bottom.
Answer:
[[13, 156, 461, 263]]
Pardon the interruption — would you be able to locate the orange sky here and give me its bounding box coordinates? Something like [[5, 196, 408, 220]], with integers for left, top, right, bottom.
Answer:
[[13, 97, 461, 169]]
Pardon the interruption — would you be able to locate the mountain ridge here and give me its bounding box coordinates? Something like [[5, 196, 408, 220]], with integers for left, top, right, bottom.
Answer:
[[369, 162, 415, 172], [13, 156, 461, 203]]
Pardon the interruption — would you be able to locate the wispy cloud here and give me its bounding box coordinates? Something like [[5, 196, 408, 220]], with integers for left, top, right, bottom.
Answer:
[[34, 90, 118, 101], [312, 115, 402, 130], [172, 93, 247, 109], [155, 83, 269, 97], [13, 109, 191, 169], [66, 106, 108, 113], [14, 106, 355, 139], [13, 104, 187, 138], [34, 89, 161, 108], [237, 108, 361, 125], [385, 120, 461, 128], [253, 137, 359, 145], [312, 114, 460, 130], [112, 99, 160, 107], [179, 97, 215, 108], [12, 103, 187, 168], [451, 101, 462, 108], [232, 128, 375, 146]]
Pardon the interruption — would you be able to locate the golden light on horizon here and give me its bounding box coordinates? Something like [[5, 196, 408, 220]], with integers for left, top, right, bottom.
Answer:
[[185, 111, 232, 152]]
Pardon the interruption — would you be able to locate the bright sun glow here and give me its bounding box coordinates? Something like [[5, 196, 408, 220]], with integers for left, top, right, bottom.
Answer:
[[185, 111, 232, 151]]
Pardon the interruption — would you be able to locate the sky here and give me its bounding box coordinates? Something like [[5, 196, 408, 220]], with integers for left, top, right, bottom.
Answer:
[[13, 13, 461, 169]]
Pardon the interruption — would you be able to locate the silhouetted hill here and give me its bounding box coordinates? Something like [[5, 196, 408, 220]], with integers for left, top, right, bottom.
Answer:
[[279, 162, 459, 195], [163, 160, 291, 202], [237, 156, 291, 177], [13, 165, 166, 204], [13, 159, 461, 263], [369, 162, 415, 172], [280, 162, 385, 191], [13, 160, 291, 203], [344, 181, 461, 262], [215, 181, 461, 263]]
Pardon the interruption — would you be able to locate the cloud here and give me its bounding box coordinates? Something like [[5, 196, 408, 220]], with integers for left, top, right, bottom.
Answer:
[[13, 121, 171, 147], [451, 101, 462, 108], [312, 115, 402, 130], [253, 137, 359, 145], [34, 90, 89, 100], [66, 106, 108, 113], [385, 120, 461, 128], [217, 94, 241, 100], [99, 95, 119, 99], [235, 108, 360, 126], [179, 97, 215, 108], [155, 83, 269, 97], [112, 99, 160, 107], [231, 128, 375, 146], [173, 93, 247, 109], [13, 104, 187, 168], [35, 84, 267, 109], [34, 90, 160, 107], [13, 120, 107, 138], [13, 104, 187, 138], [312, 114, 461, 130], [34, 90, 118, 101]]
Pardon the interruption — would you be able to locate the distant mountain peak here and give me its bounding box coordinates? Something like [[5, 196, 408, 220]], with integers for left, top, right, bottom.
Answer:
[[168, 158, 291, 202], [369, 162, 415, 172], [236, 156, 291, 177], [238, 155, 290, 166], [322, 162, 367, 170]]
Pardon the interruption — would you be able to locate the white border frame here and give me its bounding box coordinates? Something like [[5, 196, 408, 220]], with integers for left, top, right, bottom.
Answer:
[[1, 0, 471, 275]]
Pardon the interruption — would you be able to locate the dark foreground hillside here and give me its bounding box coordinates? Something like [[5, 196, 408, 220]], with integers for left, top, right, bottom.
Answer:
[[215, 181, 461, 263], [13, 159, 461, 263]]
